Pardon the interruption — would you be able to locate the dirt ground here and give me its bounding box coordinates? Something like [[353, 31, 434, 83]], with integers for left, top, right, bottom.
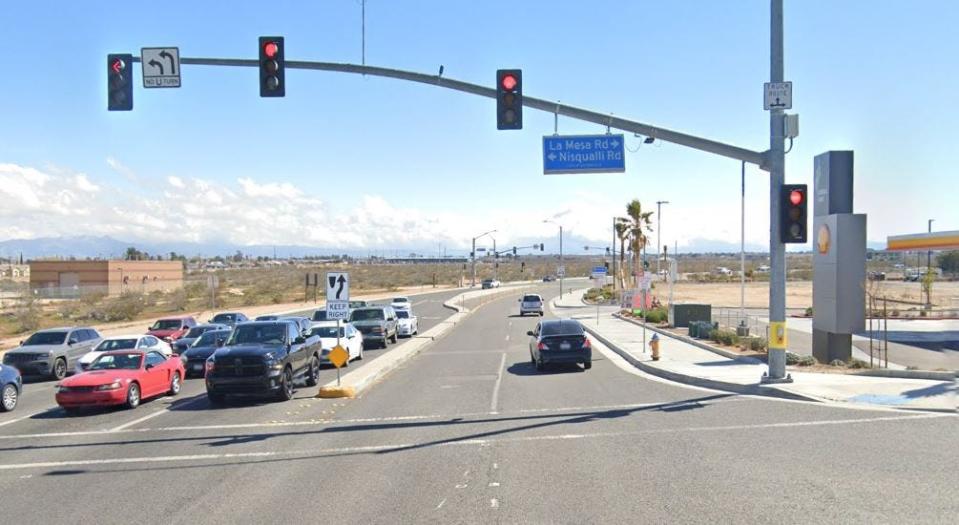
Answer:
[[656, 279, 959, 310]]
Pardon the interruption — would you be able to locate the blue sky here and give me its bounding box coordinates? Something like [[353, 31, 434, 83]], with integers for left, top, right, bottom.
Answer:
[[1, 1, 957, 255]]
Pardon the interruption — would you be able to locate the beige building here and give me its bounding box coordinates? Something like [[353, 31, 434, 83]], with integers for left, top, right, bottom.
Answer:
[[30, 260, 184, 297], [0, 264, 30, 282]]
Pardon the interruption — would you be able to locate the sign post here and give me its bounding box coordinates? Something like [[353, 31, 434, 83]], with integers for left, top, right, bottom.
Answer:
[[325, 271, 351, 387]]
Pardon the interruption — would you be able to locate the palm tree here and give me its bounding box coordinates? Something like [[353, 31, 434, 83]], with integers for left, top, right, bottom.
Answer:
[[614, 218, 630, 288], [625, 199, 654, 285]]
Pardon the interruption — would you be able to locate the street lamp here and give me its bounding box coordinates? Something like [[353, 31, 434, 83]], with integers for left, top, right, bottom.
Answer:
[[544, 219, 564, 296], [471, 229, 496, 287], [656, 201, 669, 278]]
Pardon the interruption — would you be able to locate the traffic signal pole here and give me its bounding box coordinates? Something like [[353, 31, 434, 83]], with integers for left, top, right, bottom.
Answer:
[[764, 0, 790, 383]]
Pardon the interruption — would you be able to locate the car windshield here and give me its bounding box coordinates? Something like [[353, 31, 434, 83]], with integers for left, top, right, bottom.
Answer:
[[310, 326, 344, 338], [348, 301, 366, 308], [227, 324, 287, 345], [151, 320, 182, 330], [194, 331, 228, 347], [396, 310, 410, 319], [350, 309, 384, 321], [212, 314, 236, 323], [312, 311, 328, 321], [393, 298, 408, 303], [255, 315, 278, 321], [89, 353, 142, 370], [523, 295, 541, 302], [94, 339, 138, 352], [185, 326, 211, 338], [23, 331, 67, 346]]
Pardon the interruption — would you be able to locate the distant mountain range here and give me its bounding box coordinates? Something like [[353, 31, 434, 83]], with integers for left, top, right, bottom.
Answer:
[[0, 235, 889, 260]]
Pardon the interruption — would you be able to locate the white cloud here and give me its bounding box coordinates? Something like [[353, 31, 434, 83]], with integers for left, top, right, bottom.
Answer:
[[167, 176, 185, 189], [74, 174, 100, 193], [106, 156, 137, 181]]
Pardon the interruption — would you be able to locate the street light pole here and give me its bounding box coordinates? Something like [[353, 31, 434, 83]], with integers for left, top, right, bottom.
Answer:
[[544, 219, 564, 296], [656, 201, 669, 278], [470, 229, 497, 288], [927, 219, 934, 308], [741, 161, 746, 326]]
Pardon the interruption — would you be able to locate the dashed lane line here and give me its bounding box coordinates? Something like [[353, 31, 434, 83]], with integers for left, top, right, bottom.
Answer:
[[489, 353, 507, 414]]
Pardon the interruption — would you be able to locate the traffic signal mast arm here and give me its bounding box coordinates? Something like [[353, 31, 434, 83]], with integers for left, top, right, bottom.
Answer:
[[128, 56, 768, 169]]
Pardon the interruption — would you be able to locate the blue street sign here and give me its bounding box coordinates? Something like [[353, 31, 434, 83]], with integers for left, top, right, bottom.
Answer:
[[543, 134, 626, 175], [592, 266, 607, 275]]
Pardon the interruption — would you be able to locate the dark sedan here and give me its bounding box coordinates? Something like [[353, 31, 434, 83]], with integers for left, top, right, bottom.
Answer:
[[179, 329, 231, 378], [172, 323, 231, 353], [528, 319, 592, 371], [1, 364, 22, 412]]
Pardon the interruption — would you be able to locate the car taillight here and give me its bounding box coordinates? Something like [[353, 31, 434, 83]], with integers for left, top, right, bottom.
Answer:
[[582, 338, 592, 349], [206, 359, 215, 372], [537, 342, 548, 351]]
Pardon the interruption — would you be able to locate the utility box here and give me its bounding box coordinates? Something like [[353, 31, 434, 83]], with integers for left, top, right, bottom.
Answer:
[[671, 303, 711, 328]]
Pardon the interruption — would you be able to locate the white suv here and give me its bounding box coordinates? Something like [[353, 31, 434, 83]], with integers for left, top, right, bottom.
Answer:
[[519, 294, 544, 316]]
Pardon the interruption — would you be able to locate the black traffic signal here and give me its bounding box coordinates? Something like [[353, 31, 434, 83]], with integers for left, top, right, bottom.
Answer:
[[540, 243, 544, 251], [496, 69, 522, 130], [780, 184, 808, 243], [512, 246, 517, 255], [107, 54, 133, 111], [604, 261, 610, 271], [259, 36, 285, 97]]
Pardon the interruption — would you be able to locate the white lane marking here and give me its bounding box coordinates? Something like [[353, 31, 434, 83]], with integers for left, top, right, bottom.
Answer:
[[489, 353, 507, 414], [435, 499, 446, 510], [108, 395, 208, 432], [0, 413, 946, 471], [493, 463, 498, 470], [488, 482, 500, 487], [455, 483, 468, 489], [504, 334, 510, 341], [0, 409, 52, 428], [490, 498, 499, 509]]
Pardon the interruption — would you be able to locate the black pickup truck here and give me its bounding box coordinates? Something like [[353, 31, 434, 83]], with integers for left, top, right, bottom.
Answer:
[[205, 320, 322, 404]]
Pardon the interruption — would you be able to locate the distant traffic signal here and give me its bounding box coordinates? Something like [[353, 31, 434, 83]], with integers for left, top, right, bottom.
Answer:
[[107, 54, 133, 111], [496, 69, 522, 130], [780, 184, 808, 243], [259, 36, 285, 97], [512, 246, 517, 255], [540, 243, 544, 251]]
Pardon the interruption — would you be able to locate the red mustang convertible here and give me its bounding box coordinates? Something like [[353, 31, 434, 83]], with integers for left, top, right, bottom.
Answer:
[[55, 350, 184, 412]]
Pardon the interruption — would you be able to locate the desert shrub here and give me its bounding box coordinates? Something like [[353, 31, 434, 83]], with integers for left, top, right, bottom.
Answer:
[[785, 351, 802, 365], [643, 307, 668, 324], [847, 358, 869, 369], [709, 329, 739, 346], [748, 337, 768, 352], [90, 292, 147, 322], [167, 288, 189, 311], [12, 306, 40, 333], [829, 359, 846, 367], [804, 306, 814, 317], [797, 355, 816, 366]]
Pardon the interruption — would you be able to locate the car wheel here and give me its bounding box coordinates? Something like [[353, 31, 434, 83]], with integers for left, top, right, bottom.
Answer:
[[583, 361, 592, 370], [276, 367, 294, 402], [51, 358, 67, 380], [207, 392, 226, 405], [168, 372, 181, 396], [305, 355, 320, 386], [391, 332, 398, 343], [124, 382, 141, 410], [0, 383, 17, 412], [357, 346, 364, 360]]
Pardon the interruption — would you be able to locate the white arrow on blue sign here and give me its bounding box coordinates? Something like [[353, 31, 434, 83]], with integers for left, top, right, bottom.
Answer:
[[543, 134, 626, 175]]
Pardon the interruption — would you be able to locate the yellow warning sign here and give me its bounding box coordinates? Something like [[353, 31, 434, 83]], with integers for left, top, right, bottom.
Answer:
[[328, 345, 349, 368], [768, 321, 788, 350]]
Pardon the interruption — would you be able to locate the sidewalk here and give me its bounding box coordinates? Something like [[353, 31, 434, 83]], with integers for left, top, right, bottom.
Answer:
[[553, 289, 956, 413]]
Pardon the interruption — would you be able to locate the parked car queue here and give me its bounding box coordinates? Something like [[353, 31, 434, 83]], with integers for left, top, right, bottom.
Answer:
[[0, 298, 420, 413]]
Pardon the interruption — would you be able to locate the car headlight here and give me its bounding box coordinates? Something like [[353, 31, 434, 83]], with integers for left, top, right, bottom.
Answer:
[[55, 384, 66, 393], [95, 381, 122, 391], [206, 357, 216, 371]]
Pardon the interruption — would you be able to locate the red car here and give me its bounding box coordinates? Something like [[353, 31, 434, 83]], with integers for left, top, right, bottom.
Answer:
[[147, 316, 197, 343], [55, 350, 184, 412]]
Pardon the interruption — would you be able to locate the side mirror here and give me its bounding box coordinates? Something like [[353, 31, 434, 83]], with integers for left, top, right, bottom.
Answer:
[[526, 330, 535, 337], [294, 336, 306, 345], [145, 363, 155, 370], [68, 339, 78, 345]]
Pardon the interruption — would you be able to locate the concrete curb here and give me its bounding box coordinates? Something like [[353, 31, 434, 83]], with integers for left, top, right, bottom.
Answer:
[[580, 323, 818, 402], [852, 369, 956, 381], [320, 284, 535, 397]]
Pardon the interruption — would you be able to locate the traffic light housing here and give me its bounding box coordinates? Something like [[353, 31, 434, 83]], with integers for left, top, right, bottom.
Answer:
[[780, 184, 808, 243], [107, 54, 133, 111], [512, 246, 517, 255], [496, 69, 522, 130], [540, 243, 544, 251], [259, 36, 285, 97], [604, 261, 610, 271]]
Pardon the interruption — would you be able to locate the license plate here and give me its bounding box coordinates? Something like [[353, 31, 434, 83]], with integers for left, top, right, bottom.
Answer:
[[193, 364, 203, 371], [559, 342, 571, 351]]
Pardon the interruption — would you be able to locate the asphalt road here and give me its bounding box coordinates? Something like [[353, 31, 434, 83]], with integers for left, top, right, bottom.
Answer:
[[0, 284, 955, 524]]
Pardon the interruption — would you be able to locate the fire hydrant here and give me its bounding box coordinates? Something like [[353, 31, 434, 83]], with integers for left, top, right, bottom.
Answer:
[[649, 334, 660, 361]]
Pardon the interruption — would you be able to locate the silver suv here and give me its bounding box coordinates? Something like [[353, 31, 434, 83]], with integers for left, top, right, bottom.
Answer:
[[349, 306, 399, 348], [2, 327, 102, 379], [519, 294, 544, 316]]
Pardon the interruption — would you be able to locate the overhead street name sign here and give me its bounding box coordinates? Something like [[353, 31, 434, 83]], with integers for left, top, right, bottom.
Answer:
[[543, 134, 625, 175], [326, 272, 350, 320], [764, 81, 792, 110], [141, 47, 181, 88]]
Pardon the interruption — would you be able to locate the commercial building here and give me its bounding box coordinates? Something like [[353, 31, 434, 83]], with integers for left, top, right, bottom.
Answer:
[[29, 260, 184, 298]]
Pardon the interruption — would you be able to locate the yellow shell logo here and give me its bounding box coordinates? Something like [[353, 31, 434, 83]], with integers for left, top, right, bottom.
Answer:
[[817, 224, 831, 254]]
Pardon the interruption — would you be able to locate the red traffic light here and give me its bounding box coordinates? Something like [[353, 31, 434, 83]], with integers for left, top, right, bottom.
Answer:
[[789, 189, 804, 206], [263, 41, 280, 58], [111, 58, 125, 74], [500, 73, 518, 91]]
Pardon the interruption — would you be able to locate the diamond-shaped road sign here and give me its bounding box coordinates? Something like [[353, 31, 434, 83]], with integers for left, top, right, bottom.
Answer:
[[328, 345, 349, 368]]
